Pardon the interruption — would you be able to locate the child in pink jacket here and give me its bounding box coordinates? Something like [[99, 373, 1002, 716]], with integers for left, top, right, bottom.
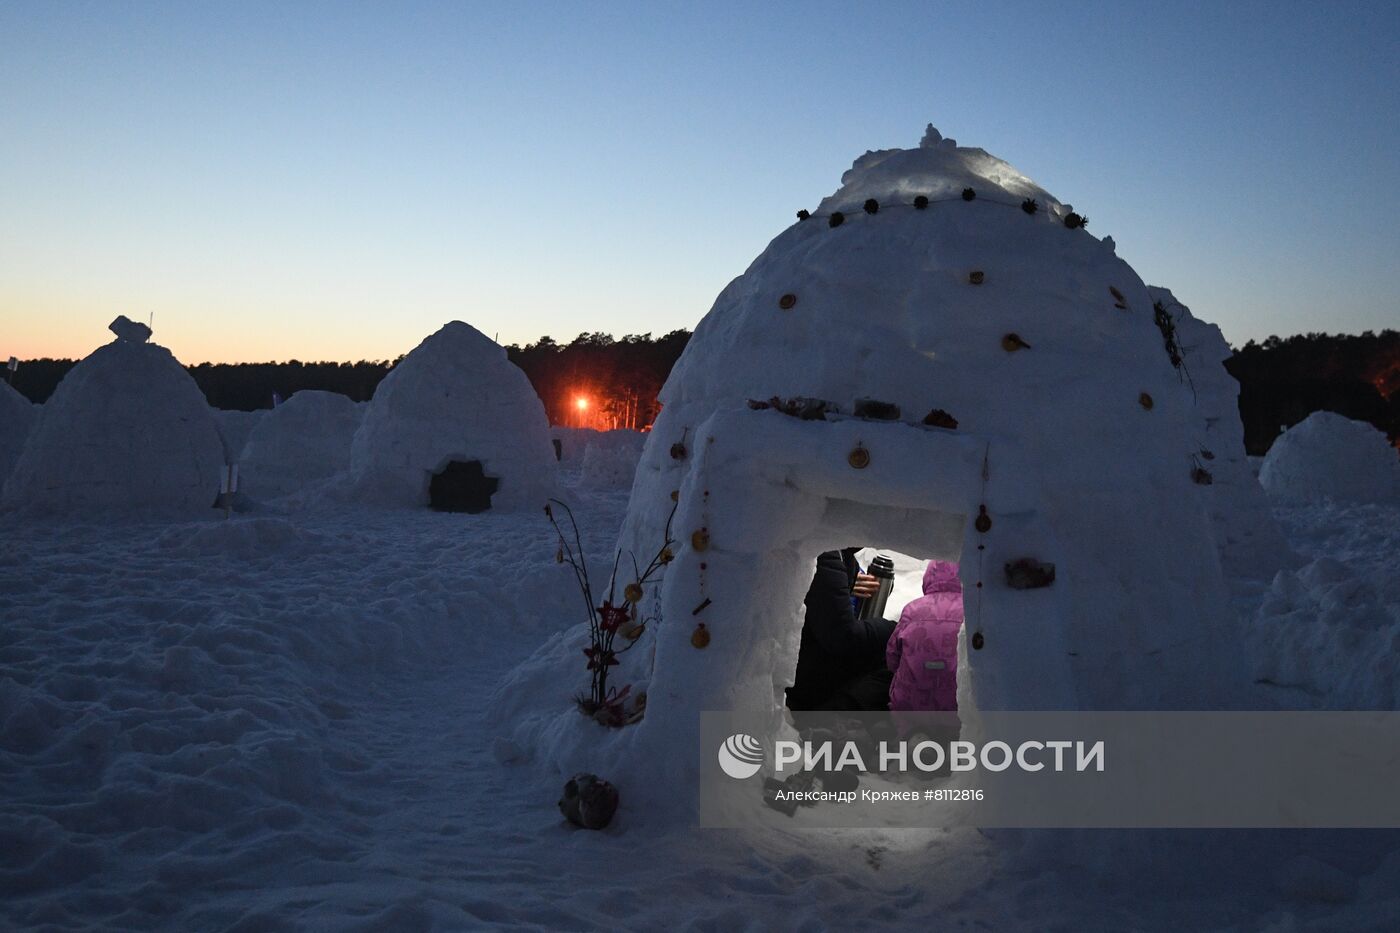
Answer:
[[886, 560, 963, 711]]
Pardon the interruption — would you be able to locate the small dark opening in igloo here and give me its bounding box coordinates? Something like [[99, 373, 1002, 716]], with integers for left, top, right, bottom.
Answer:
[[429, 460, 499, 513]]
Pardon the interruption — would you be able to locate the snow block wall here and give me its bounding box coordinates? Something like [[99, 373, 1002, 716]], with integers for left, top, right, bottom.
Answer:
[[2, 339, 224, 514], [1259, 411, 1400, 504], [0, 380, 38, 488], [1149, 286, 1295, 578], [239, 390, 362, 500], [347, 321, 558, 510]]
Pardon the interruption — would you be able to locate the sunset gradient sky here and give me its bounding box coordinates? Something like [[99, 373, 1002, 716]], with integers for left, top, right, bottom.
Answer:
[[2, 1, 1397, 364]]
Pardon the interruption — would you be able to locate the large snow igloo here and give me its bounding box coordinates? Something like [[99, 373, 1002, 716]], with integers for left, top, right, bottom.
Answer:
[[2, 333, 224, 514], [510, 125, 1297, 798], [347, 321, 558, 511]]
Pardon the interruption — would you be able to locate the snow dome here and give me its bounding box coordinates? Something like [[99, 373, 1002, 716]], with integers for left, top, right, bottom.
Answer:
[[1259, 411, 1400, 503], [2, 334, 224, 514], [347, 321, 558, 511], [238, 390, 363, 500], [0, 380, 38, 487], [497, 126, 1287, 814]]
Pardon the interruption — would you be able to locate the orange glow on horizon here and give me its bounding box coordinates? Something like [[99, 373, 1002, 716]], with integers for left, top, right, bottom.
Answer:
[[575, 396, 590, 410]]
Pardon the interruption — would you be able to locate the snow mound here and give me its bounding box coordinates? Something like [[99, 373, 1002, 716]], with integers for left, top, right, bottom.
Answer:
[[2, 339, 223, 515], [0, 381, 38, 487], [1259, 411, 1400, 504], [347, 322, 558, 510], [239, 391, 362, 500], [1249, 554, 1400, 708]]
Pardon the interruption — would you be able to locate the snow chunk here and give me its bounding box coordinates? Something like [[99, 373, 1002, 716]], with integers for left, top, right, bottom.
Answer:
[[108, 315, 151, 344], [1260, 411, 1400, 504]]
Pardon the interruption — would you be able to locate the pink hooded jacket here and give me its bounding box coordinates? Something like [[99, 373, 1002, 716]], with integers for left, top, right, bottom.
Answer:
[[886, 560, 963, 712]]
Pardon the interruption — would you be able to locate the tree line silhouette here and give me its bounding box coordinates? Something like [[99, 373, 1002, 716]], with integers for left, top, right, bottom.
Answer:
[[9, 329, 1398, 453], [1225, 330, 1399, 453]]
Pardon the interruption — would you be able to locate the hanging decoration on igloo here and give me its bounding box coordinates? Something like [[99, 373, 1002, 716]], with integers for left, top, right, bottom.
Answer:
[[346, 321, 558, 511], [2, 318, 224, 514]]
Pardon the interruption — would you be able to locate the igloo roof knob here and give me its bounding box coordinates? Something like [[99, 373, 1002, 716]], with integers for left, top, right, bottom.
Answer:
[[109, 315, 152, 344], [826, 123, 1058, 213], [919, 123, 956, 149]]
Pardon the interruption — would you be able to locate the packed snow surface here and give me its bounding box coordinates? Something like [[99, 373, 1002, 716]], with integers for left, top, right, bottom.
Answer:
[[347, 321, 558, 510], [1260, 410, 1400, 504], [3, 489, 1399, 930], [2, 339, 224, 515]]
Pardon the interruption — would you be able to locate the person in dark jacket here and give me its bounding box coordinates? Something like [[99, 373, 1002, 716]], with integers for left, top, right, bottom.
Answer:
[[786, 548, 897, 711]]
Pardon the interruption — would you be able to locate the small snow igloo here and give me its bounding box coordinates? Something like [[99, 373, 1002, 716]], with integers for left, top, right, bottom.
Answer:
[[1259, 410, 1400, 504], [239, 390, 362, 500], [2, 333, 224, 514], [347, 321, 557, 511], [593, 124, 1284, 765]]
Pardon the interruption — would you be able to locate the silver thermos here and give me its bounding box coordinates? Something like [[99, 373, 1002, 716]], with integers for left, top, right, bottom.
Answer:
[[856, 554, 896, 621]]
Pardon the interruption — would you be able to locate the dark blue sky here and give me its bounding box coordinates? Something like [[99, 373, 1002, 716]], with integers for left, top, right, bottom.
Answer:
[[2, 1, 1397, 362]]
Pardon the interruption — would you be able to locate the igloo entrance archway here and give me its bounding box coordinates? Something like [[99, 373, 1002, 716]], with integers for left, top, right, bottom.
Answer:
[[428, 457, 500, 513], [611, 408, 1079, 800]]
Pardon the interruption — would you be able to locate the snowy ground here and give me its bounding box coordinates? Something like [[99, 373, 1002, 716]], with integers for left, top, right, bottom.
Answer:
[[4, 475, 1400, 931]]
